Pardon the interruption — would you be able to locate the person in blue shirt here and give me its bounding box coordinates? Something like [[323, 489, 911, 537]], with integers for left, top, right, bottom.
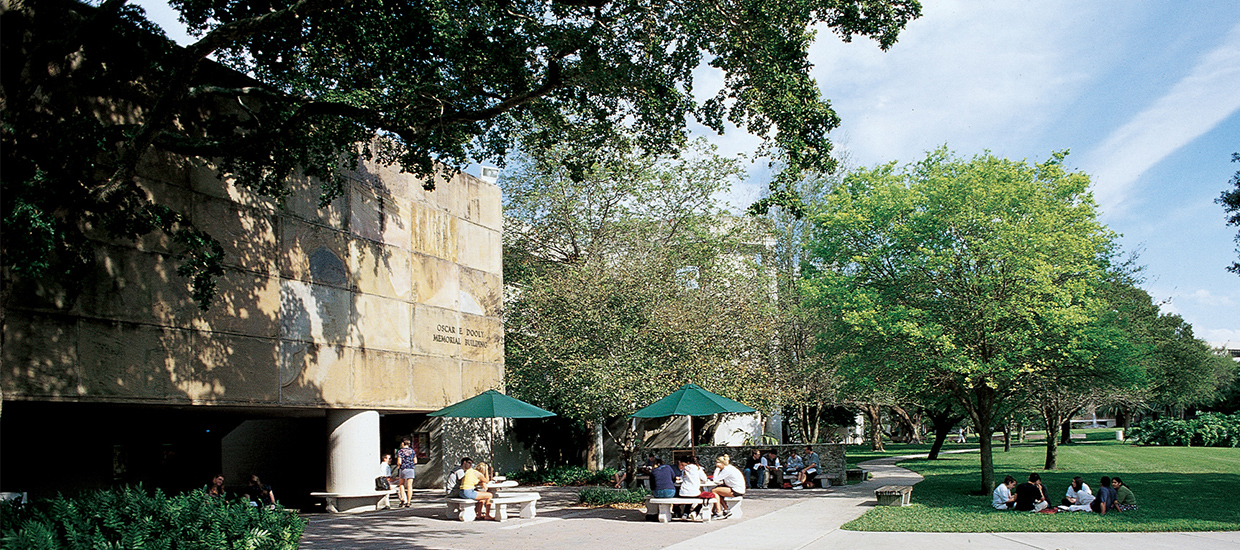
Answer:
[[1091, 476, 1117, 515], [649, 457, 677, 498]]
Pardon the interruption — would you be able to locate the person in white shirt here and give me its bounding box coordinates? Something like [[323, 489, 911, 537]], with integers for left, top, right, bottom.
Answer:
[[675, 456, 709, 520], [992, 475, 1017, 510], [1060, 476, 1094, 511], [445, 457, 473, 498], [711, 455, 746, 518]]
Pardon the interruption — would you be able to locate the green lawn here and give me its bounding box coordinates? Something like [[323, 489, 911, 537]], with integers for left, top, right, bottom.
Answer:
[[842, 440, 1240, 532]]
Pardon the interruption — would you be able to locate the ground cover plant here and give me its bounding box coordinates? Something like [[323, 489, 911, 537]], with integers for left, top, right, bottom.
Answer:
[[1128, 412, 1240, 447], [578, 487, 652, 507], [510, 466, 618, 486], [0, 486, 305, 549], [843, 439, 1240, 532]]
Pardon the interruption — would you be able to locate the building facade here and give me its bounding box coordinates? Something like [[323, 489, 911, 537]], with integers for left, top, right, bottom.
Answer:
[[1, 150, 504, 511]]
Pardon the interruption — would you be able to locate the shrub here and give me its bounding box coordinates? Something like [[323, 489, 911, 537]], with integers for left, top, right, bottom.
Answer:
[[578, 487, 650, 506], [0, 485, 305, 550], [1128, 412, 1240, 447], [510, 466, 618, 486]]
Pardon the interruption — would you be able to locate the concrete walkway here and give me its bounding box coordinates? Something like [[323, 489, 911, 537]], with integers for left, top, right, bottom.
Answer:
[[299, 456, 1240, 549]]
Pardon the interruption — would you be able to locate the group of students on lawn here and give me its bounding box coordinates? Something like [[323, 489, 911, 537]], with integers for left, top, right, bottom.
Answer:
[[992, 473, 1137, 514]]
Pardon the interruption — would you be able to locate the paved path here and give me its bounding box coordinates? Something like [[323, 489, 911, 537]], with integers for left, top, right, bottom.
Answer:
[[299, 456, 1240, 549]]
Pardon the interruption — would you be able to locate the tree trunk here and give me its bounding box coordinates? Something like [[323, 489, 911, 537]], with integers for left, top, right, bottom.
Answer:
[[926, 409, 963, 460], [889, 405, 923, 444], [1002, 423, 1012, 452], [978, 422, 996, 494], [1060, 419, 1071, 445], [1043, 411, 1060, 470], [862, 403, 885, 451]]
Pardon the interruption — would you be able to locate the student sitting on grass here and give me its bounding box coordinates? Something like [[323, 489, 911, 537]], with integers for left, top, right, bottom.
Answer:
[[1013, 473, 1049, 512], [1058, 476, 1094, 512], [992, 475, 1017, 510], [1112, 477, 1137, 512], [1091, 476, 1117, 515]]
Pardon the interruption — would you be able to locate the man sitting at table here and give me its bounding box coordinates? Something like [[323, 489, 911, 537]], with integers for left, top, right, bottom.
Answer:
[[649, 457, 677, 498], [445, 456, 473, 498]]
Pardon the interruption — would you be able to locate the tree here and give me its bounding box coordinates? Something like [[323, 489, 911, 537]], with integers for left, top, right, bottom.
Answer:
[[2, 0, 922, 309], [502, 140, 778, 477], [1218, 152, 1240, 275], [801, 148, 1117, 493]]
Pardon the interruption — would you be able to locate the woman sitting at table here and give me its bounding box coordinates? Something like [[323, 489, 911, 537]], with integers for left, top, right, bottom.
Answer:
[[676, 456, 709, 520], [460, 462, 495, 520], [711, 454, 745, 518]]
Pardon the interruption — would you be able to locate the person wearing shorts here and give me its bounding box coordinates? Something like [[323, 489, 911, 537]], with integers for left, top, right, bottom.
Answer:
[[396, 438, 417, 507]]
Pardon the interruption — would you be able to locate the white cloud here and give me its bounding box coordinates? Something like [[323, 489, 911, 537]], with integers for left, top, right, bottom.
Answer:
[[1203, 329, 1240, 349], [1083, 22, 1240, 215], [1188, 289, 1238, 308]]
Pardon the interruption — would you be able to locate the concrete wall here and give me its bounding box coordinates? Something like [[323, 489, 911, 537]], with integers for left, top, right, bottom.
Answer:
[[2, 152, 504, 411]]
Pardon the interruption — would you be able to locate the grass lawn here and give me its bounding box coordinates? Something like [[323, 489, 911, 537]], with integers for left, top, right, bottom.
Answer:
[[842, 439, 1240, 532]]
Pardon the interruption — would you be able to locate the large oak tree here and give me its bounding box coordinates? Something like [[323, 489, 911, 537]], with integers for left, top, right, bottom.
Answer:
[[1, 0, 921, 309]]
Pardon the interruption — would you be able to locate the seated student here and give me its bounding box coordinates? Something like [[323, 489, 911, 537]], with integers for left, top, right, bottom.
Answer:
[[794, 446, 820, 489], [784, 451, 803, 480], [460, 462, 495, 521], [992, 475, 1018, 510], [246, 475, 276, 508], [742, 450, 764, 490], [762, 451, 782, 488], [1059, 476, 1094, 511], [445, 457, 473, 498], [649, 457, 677, 499], [710, 455, 745, 518], [1112, 477, 1137, 512], [1090, 476, 1117, 515], [1014, 473, 1049, 511], [675, 456, 709, 520]]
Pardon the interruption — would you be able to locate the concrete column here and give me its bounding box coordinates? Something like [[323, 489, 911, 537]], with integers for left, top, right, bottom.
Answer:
[[325, 409, 379, 512]]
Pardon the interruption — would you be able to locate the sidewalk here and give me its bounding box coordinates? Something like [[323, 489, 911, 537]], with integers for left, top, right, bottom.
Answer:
[[299, 456, 1240, 550]]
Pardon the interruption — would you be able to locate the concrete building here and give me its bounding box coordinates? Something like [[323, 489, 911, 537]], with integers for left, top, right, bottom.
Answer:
[[1, 149, 505, 511]]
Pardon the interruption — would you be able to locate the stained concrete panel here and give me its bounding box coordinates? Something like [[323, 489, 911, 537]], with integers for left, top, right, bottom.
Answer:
[[459, 314, 502, 364], [408, 203, 457, 261], [1, 312, 79, 398], [280, 341, 353, 405], [192, 195, 277, 274], [460, 267, 502, 318], [411, 254, 460, 310], [282, 173, 349, 230], [350, 240, 412, 301], [456, 221, 500, 274], [186, 333, 279, 403], [460, 360, 503, 399], [408, 354, 462, 409], [412, 304, 461, 358], [188, 160, 279, 213], [193, 270, 281, 338], [135, 148, 191, 189], [279, 279, 353, 346], [348, 294, 412, 352], [349, 184, 414, 250], [76, 246, 197, 329], [77, 321, 189, 400], [468, 178, 502, 231], [280, 217, 350, 287], [351, 349, 414, 407]]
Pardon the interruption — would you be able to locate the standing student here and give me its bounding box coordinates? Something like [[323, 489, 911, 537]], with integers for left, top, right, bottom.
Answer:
[[992, 475, 1017, 510], [396, 438, 417, 507]]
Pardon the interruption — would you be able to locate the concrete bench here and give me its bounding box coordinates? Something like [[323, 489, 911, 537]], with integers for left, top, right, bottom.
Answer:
[[309, 490, 392, 513], [846, 469, 868, 483], [644, 496, 743, 523], [874, 485, 912, 507], [445, 492, 540, 522]]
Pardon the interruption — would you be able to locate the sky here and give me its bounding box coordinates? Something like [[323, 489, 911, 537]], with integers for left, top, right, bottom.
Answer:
[[135, 1, 1239, 347]]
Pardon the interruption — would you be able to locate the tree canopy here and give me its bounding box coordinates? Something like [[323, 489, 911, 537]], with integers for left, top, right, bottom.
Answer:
[[801, 148, 1119, 492], [1, 0, 921, 308], [1218, 152, 1240, 275]]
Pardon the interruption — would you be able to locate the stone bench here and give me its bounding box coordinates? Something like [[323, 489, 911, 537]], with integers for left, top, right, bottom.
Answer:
[[309, 490, 392, 513], [644, 496, 743, 523], [874, 485, 913, 507], [846, 469, 868, 483], [445, 492, 540, 522]]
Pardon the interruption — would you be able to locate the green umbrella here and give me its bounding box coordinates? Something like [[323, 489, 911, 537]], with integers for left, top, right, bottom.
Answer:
[[630, 383, 757, 447], [428, 390, 556, 419], [428, 390, 555, 468]]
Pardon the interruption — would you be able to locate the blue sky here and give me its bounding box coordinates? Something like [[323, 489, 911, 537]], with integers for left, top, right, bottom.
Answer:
[[135, 0, 1239, 346]]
